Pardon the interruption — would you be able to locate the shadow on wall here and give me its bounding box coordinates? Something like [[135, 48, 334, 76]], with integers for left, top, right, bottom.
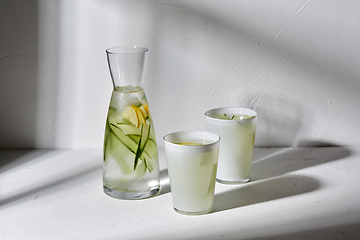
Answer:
[[254, 95, 304, 147], [0, 0, 39, 148], [150, 1, 360, 148], [0, 0, 61, 149], [1, 1, 359, 150]]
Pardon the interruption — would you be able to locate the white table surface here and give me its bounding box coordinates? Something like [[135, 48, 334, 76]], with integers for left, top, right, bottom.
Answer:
[[1, 147, 359, 240]]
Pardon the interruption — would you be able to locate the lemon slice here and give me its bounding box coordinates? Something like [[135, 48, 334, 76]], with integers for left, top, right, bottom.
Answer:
[[177, 142, 203, 146], [142, 104, 149, 115], [135, 107, 147, 126], [139, 105, 148, 119], [123, 105, 140, 127]]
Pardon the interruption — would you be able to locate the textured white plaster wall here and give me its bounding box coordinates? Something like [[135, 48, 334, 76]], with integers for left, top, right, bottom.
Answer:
[[1, 0, 360, 149]]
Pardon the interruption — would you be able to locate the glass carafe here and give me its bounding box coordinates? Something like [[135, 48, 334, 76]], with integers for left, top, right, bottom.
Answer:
[[103, 46, 160, 199]]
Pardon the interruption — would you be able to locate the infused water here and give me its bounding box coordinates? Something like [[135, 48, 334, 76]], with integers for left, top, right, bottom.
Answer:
[[103, 86, 160, 198]]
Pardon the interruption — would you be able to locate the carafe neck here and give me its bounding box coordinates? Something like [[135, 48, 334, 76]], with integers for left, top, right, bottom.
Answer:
[[106, 46, 148, 88]]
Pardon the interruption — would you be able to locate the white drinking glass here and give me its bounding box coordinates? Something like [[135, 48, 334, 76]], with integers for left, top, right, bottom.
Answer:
[[205, 107, 257, 184], [163, 131, 220, 215]]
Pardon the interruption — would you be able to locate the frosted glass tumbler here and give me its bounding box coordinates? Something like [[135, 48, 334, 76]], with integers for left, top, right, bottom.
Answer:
[[163, 131, 220, 215], [205, 107, 257, 184]]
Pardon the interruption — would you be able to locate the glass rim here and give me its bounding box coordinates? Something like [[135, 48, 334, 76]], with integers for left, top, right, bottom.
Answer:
[[163, 130, 220, 148], [205, 107, 257, 121], [106, 46, 148, 55]]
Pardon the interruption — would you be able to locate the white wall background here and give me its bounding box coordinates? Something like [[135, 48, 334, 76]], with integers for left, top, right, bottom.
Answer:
[[1, 0, 360, 149]]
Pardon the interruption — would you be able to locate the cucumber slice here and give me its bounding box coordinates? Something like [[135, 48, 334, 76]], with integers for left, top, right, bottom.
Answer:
[[105, 121, 144, 175], [117, 123, 141, 136], [134, 123, 151, 170], [142, 139, 158, 172], [127, 127, 158, 172], [108, 130, 135, 175], [109, 122, 139, 154], [107, 120, 158, 173]]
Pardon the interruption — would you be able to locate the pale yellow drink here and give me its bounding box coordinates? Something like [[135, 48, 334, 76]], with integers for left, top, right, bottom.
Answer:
[[163, 131, 220, 215], [205, 107, 257, 184]]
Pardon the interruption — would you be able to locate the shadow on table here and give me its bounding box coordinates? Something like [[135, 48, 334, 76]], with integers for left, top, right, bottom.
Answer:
[[244, 221, 360, 240], [0, 149, 46, 171], [158, 169, 171, 195], [250, 140, 352, 181], [0, 150, 101, 208], [212, 175, 320, 213], [186, 221, 360, 240]]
